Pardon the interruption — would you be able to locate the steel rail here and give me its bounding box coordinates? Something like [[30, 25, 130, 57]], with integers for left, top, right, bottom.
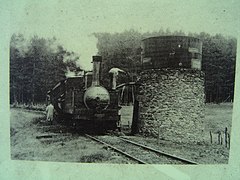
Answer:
[[85, 134, 147, 164], [119, 137, 198, 165]]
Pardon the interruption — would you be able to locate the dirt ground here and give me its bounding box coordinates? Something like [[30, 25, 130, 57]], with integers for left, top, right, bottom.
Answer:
[[10, 103, 232, 164], [10, 109, 131, 163]]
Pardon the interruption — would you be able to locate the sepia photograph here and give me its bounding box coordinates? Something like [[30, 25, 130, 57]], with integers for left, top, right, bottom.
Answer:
[[1, 0, 240, 179]]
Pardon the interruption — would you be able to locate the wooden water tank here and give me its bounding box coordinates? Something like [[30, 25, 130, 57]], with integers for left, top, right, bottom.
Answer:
[[141, 36, 202, 70]]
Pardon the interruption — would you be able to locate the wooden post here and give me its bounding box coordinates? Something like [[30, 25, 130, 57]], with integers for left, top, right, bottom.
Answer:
[[157, 126, 160, 145], [220, 132, 223, 145], [131, 81, 141, 135], [218, 132, 221, 144], [131, 99, 139, 134], [228, 133, 230, 149], [132, 85, 135, 105], [210, 131, 212, 144], [225, 127, 228, 148]]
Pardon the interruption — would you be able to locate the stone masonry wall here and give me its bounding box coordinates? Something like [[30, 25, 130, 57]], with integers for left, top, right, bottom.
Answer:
[[138, 68, 205, 142]]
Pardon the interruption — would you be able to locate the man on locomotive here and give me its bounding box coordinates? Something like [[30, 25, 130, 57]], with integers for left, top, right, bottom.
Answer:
[[109, 68, 126, 90]]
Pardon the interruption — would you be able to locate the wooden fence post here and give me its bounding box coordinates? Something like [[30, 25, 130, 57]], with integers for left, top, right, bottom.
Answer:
[[218, 132, 221, 144], [157, 126, 160, 145], [228, 133, 230, 149], [210, 131, 212, 144], [220, 132, 223, 145], [225, 127, 228, 148]]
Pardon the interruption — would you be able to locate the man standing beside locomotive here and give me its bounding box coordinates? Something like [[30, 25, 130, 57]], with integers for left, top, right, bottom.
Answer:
[[46, 102, 54, 124]]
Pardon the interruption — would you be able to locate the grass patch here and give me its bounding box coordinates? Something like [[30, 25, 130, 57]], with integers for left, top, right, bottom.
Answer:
[[11, 103, 46, 111], [79, 151, 111, 163], [205, 103, 232, 132]]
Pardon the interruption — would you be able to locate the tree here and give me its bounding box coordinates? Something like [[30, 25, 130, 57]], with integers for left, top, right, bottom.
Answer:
[[94, 30, 142, 87], [10, 34, 28, 104], [94, 30, 237, 103], [196, 32, 237, 103], [10, 34, 81, 104]]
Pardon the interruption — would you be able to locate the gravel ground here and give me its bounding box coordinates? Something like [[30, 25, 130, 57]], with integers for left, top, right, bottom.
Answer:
[[97, 135, 187, 164], [120, 135, 229, 164]]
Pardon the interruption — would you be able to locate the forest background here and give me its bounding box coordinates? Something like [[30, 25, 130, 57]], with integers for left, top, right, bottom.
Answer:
[[10, 29, 237, 105]]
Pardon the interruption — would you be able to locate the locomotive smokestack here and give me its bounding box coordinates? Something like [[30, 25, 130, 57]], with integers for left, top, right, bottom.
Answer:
[[92, 56, 102, 86]]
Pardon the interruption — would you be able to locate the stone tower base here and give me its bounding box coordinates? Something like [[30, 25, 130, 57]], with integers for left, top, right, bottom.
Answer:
[[138, 68, 205, 142]]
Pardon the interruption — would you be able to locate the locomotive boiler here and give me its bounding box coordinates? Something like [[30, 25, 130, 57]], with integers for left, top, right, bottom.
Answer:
[[48, 56, 121, 131]]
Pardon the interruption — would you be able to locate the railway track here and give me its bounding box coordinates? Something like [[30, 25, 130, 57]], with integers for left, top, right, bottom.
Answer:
[[119, 137, 198, 164], [31, 111, 198, 164], [85, 134, 198, 164], [35, 124, 198, 164], [85, 134, 146, 164]]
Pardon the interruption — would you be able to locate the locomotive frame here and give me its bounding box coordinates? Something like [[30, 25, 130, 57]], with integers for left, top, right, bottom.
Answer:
[[47, 56, 121, 132]]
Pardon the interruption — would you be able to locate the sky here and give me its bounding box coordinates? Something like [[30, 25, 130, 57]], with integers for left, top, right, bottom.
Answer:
[[3, 0, 240, 70]]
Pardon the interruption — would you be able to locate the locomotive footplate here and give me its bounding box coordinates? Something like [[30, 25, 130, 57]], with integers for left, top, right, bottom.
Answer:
[[72, 114, 118, 121], [72, 108, 119, 121]]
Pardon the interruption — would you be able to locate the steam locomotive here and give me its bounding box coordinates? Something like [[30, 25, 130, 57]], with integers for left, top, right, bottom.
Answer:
[[47, 56, 121, 131]]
